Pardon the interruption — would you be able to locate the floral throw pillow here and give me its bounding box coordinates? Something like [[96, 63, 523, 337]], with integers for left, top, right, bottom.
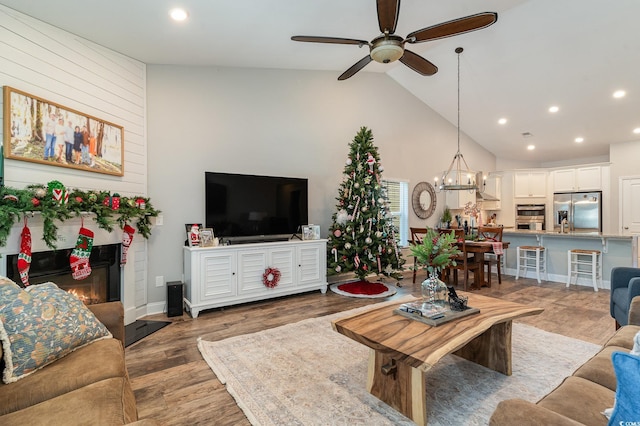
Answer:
[[0, 277, 112, 383]]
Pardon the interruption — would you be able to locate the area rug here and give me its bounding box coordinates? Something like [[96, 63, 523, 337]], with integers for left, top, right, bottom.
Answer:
[[329, 280, 397, 298], [197, 302, 600, 425]]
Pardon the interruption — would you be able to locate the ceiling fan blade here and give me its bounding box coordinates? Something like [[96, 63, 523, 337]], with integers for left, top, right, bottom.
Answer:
[[338, 56, 373, 80], [291, 36, 369, 46], [399, 50, 438, 76], [406, 12, 498, 43], [376, 0, 401, 34]]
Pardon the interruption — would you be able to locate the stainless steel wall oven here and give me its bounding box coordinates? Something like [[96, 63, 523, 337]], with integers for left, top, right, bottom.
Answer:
[[516, 204, 546, 230]]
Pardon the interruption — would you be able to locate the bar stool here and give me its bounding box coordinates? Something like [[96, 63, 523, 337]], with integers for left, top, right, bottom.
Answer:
[[567, 249, 602, 292], [516, 246, 547, 284]]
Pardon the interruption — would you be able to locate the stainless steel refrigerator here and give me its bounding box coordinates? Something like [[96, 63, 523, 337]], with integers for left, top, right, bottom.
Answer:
[[553, 191, 602, 232]]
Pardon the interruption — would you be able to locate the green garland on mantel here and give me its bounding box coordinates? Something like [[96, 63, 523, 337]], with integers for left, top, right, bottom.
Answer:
[[0, 180, 160, 250]]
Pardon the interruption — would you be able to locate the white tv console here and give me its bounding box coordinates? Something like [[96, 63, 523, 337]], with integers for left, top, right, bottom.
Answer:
[[183, 239, 328, 318]]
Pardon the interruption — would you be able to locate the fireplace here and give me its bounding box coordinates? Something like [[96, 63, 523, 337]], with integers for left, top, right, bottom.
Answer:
[[6, 244, 121, 304]]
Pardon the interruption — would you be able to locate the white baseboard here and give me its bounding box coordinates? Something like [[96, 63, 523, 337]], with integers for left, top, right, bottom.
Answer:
[[143, 301, 167, 317], [124, 301, 167, 324], [504, 267, 610, 290]]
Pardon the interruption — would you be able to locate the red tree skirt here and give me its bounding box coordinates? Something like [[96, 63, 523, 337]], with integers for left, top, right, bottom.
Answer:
[[330, 280, 397, 298]]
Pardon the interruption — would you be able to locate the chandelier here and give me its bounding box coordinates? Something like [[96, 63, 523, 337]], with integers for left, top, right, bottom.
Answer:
[[434, 47, 482, 193]]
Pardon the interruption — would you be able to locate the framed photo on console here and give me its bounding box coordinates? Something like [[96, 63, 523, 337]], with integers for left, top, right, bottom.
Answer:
[[185, 223, 202, 247], [302, 224, 320, 240], [199, 228, 214, 247]]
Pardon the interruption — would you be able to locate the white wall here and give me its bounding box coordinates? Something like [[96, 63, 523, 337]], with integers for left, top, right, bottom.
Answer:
[[0, 6, 148, 324], [610, 139, 640, 232], [145, 65, 496, 307]]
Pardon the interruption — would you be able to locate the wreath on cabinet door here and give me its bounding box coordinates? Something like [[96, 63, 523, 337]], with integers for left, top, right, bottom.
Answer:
[[262, 267, 281, 288]]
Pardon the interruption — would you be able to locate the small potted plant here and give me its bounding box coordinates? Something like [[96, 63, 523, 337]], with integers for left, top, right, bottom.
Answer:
[[440, 206, 452, 228], [410, 229, 461, 306]]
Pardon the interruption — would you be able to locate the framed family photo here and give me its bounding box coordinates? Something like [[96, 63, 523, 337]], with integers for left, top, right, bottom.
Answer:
[[302, 224, 320, 240], [3, 86, 124, 176]]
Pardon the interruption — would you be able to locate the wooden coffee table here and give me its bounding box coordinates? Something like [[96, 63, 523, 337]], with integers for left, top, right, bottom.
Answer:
[[331, 294, 543, 426]]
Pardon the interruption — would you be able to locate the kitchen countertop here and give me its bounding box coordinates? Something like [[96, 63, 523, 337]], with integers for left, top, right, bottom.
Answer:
[[502, 229, 634, 239]]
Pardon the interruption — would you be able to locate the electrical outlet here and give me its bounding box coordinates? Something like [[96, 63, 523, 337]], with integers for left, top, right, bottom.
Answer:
[[155, 276, 164, 287], [154, 214, 163, 226]]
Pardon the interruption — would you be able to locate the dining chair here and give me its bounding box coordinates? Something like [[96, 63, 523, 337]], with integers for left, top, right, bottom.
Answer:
[[478, 226, 504, 286], [437, 228, 480, 291], [409, 227, 429, 284]]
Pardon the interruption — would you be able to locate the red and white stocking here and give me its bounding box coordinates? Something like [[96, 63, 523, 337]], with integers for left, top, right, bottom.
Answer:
[[70, 226, 94, 280], [17, 218, 32, 286], [121, 224, 135, 265]]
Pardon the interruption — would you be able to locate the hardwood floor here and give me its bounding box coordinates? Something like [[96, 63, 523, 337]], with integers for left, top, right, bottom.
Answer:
[[125, 270, 616, 425]]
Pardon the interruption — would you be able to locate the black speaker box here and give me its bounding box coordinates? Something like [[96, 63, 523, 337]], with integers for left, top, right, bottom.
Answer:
[[167, 281, 184, 317]]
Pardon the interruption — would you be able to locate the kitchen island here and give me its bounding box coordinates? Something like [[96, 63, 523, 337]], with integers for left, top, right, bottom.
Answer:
[[501, 230, 638, 289]]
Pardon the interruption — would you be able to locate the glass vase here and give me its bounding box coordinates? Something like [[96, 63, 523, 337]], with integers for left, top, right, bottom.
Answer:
[[421, 272, 448, 307]]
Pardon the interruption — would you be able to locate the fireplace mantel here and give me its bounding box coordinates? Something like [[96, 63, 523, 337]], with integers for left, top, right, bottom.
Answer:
[[0, 217, 141, 325]]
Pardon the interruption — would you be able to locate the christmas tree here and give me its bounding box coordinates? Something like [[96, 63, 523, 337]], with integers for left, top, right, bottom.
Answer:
[[327, 127, 404, 281]]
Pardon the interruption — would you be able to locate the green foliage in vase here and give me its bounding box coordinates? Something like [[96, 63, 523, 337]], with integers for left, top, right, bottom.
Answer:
[[326, 126, 405, 281], [410, 228, 461, 276]]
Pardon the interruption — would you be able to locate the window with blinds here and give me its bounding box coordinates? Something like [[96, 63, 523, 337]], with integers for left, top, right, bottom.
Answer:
[[382, 179, 409, 247]]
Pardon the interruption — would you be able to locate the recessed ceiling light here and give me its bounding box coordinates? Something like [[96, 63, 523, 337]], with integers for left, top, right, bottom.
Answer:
[[498, 118, 507, 125], [613, 90, 626, 99], [575, 137, 584, 143], [527, 145, 535, 151], [169, 8, 188, 21], [548, 106, 559, 113], [633, 127, 640, 134]]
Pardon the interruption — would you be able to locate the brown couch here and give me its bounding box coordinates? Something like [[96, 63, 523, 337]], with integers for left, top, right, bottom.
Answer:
[[490, 297, 640, 425], [0, 302, 156, 426]]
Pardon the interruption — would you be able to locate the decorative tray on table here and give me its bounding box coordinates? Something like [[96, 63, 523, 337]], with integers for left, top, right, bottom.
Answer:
[[393, 301, 479, 326]]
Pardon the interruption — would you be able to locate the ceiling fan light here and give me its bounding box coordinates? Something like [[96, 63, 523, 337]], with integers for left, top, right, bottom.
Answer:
[[370, 41, 404, 63]]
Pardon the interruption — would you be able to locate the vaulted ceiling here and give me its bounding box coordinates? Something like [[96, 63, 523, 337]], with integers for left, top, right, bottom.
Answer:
[[2, 0, 638, 164]]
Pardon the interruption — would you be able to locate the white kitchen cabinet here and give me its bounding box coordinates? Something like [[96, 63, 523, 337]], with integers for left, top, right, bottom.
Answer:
[[445, 188, 476, 209], [183, 240, 327, 317], [552, 166, 602, 192], [514, 171, 547, 198]]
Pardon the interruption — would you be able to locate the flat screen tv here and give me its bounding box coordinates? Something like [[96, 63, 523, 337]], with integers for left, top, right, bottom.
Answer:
[[205, 171, 308, 243]]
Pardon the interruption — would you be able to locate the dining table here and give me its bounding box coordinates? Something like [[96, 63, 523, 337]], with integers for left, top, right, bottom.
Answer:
[[458, 240, 510, 289]]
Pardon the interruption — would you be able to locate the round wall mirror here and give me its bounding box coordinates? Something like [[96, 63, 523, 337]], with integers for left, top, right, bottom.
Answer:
[[411, 182, 437, 219]]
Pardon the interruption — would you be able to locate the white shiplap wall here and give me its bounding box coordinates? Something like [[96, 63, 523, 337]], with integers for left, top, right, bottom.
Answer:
[[0, 5, 148, 324]]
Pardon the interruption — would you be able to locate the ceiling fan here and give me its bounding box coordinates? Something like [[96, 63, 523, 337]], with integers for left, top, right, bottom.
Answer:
[[291, 0, 497, 80]]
